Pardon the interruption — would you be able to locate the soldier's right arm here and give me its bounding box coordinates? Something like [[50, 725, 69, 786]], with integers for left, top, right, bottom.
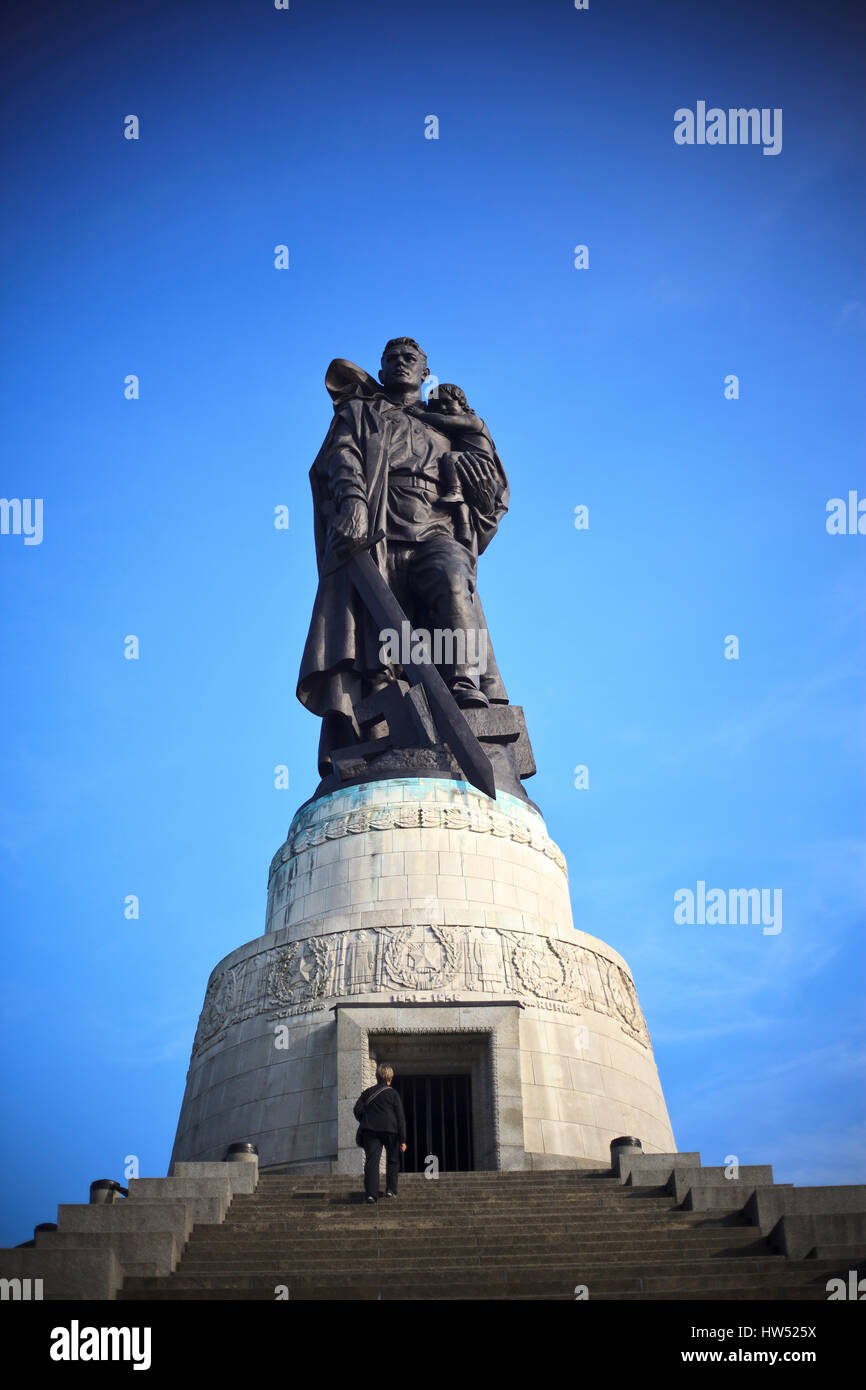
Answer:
[[325, 409, 368, 507]]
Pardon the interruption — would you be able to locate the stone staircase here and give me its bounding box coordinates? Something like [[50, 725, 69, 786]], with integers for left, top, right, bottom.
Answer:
[[117, 1169, 861, 1302]]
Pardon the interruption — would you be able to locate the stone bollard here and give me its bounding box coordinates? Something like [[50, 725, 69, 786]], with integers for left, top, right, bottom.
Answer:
[[225, 1142, 258, 1168], [15, 1222, 58, 1249], [610, 1136, 642, 1173], [89, 1179, 128, 1205]]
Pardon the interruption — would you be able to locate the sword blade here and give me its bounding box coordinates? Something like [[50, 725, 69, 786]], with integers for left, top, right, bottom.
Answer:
[[345, 547, 496, 800]]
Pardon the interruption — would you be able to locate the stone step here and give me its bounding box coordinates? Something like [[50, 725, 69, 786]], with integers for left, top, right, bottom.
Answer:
[[210, 1221, 747, 1243], [254, 1185, 623, 1196], [215, 1210, 736, 1231], [120, 1262, 838, 1296], [810, 1243, 866, 1262], [176, 1234, 779, 1260], [259, 1185, 621, 1195], [172, 1255, 788, 1277], [185, 1228, 770, 1252], [124, 1255, 843, 1285], [210, 1223, 739, 1245], [226, 1197, 679, 1216], [119, 1282, 831, 1302], [588, 1288, 830, 1302], [114, 1163, 855, 1303], [256, 1173, 618, 1184]]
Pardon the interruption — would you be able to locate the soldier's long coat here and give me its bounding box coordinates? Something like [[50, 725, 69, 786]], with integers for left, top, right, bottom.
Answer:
[[297, 370, 510, 731]]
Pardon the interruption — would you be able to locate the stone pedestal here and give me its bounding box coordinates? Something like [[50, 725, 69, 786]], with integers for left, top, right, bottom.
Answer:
[[170, 778, 675, 1172]]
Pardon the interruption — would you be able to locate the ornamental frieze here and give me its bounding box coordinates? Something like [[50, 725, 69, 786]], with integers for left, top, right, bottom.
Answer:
[[189, 925, 649, 1061], [267, 800, 567, 883], [192, 964, 242, 1053], [383, 924, 461, 990], [511, 935, 572, 1002]]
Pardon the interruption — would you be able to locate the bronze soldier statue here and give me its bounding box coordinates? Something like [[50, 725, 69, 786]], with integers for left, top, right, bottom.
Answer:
[[298, 337, 513, 781]]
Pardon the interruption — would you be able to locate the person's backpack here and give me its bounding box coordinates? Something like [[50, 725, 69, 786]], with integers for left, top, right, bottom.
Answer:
[[354, 1084, 390, 1146]]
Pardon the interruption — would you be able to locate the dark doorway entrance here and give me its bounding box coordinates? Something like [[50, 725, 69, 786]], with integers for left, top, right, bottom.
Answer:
[[394, 1073, 473, 1173]]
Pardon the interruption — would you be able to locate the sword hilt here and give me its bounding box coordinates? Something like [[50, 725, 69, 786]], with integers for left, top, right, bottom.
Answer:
[[322, 529, 385, 578]]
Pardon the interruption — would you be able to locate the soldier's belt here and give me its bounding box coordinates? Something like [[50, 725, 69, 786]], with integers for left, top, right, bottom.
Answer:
[[388, 475, 440, 495]]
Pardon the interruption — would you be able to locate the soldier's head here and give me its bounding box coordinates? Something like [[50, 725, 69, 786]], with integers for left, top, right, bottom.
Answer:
[[379, 338, 429, 398]]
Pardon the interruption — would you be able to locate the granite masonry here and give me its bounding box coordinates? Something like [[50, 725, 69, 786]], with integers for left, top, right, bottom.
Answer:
[[170, 776, 676, 1172]]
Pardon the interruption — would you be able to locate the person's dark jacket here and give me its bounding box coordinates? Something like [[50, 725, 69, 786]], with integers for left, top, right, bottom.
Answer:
[[354, 1084, 407, 1142]]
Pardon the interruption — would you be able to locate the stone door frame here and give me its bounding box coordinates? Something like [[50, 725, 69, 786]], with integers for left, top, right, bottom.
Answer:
[[334, 1003, 527, 1173]]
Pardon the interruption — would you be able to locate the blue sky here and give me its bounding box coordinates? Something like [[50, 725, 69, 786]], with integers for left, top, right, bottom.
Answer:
[[1, 0, 864, 1244]]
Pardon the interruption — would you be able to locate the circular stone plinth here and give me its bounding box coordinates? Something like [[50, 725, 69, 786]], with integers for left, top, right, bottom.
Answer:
[[170, 777, 676, 1171]]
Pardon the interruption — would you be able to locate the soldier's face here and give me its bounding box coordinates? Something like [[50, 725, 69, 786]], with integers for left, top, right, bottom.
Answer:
[[379, 345, 428, 393]]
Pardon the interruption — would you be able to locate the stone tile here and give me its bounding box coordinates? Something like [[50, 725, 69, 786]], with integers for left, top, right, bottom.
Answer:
[[530, 1051, 572, 1090], [483, 835, 507, 859], [539, 1118, 586, 1159], [404, 850, 439, 877], [518, 1017, 548, 1053], [320, 882, 351, 911], [567, 1058, 607, 1096], [380, 851, 405, 877], [438, 850, 462, 876], [517, 888, 539, 916], [405, 874, 438, 901], [303, 1021, 336, 1056], [405, 900, 444, 922], [377, 875, 408, 901], [299, 1084, 337, 1125], [419, 828, 451, 851], [484, 907, 524, 933], [556, 1090, 596, 1127], [512, 864, 539, 893], [606, 1035, 657, 1082], [465, 876, 494, 903], [464, 852, 493, 879], [285, 894, 310, 925], [600, 1068, 665, 1115], [321, 1051, 337, 1087], [346, 855, 376, 881], [522, 1084, 559, 1120], [546, 1018, 596, 1061], [402, 905, 434, 925], [492, 881, 519, 908], [309, 837, 342, 866], [444, 902, 485, 926], [272, 1121, 321, 1163], [339, 834, 376, 859], [589, 1093, 635, 1136], [316, 1119, 338, 1155], [363, 785, 392, 807], [358, 908, 400, 929], [436, 874, 466, 899], [392, 827, 422, 851], [523, 1116, 544, 1152], [447, 830, 471, 853]]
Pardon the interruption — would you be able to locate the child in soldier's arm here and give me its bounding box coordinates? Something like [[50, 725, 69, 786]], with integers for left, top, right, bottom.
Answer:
[[407, 383, 493, 505]]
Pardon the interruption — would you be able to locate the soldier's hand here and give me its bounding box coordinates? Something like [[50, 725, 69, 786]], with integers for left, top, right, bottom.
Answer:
[[330, 499, 368, 555], [455, 455, 498, 512]]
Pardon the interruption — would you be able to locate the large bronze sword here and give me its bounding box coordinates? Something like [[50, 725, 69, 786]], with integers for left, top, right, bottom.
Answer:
[[325, 530, 497, 800]]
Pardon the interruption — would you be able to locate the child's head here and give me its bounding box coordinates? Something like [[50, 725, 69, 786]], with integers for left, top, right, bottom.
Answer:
[[430, 383, 469, 415]]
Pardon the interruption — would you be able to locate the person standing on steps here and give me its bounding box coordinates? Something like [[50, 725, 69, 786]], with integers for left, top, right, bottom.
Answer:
[[354, 1063, 407, 1203]]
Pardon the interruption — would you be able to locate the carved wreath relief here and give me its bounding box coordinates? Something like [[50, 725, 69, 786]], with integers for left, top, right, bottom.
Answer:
[[190, 924, 648, 1059]]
